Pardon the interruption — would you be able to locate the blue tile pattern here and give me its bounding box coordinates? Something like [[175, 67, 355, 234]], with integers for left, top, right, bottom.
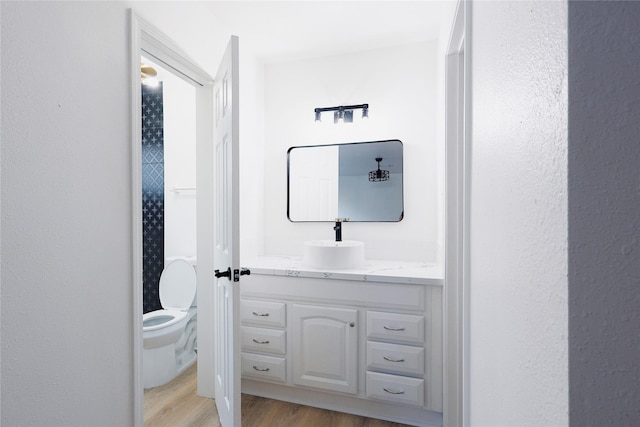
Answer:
[[142, 83, 164, 314]]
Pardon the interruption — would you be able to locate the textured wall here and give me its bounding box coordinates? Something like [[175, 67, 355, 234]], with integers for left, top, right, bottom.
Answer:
[[1, 2, 134, 425], [470, 1, 569, 425], [568, 2, 640, 425]]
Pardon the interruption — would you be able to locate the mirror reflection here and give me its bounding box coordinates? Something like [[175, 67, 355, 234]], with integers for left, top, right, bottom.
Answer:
[[288, 140, 403, 222]]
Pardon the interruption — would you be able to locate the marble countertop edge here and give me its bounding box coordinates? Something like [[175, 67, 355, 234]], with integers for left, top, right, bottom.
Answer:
[[244, 256, 444, 286]]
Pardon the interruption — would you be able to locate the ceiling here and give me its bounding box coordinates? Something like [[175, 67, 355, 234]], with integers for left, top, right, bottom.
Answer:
[[204, 1, 448, 63]]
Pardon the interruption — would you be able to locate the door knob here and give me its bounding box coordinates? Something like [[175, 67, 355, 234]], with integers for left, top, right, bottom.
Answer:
[[214, 267, 232, 281]]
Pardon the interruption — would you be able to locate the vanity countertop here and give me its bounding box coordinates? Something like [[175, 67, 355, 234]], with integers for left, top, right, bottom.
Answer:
[[244, 256, 443, 286]]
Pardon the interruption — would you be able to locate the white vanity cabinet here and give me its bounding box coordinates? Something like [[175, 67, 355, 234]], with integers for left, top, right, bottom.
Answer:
[[240, 266, 443, 427]]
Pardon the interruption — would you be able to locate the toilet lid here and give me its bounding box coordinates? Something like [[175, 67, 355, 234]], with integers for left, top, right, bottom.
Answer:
[[159, 259, 196, 310]]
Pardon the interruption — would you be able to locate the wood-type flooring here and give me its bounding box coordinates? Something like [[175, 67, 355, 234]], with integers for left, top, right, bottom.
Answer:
[[144, 363, 411, 427]]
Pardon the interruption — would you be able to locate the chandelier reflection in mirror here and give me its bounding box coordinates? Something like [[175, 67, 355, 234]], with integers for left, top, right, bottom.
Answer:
[[369, 157, 390, 182], [314, 104, 369, 123]]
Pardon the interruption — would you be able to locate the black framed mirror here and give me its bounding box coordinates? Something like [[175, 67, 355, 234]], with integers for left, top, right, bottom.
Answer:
[[287, 139, 403, 222]]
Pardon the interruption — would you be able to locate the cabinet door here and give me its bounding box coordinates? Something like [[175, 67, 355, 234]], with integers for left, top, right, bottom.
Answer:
[[292, 304, 358, 394]]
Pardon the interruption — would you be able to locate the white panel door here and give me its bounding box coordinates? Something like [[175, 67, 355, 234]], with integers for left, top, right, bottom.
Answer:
[[291, 304, 358, 394], [213, 35, 241, 427]]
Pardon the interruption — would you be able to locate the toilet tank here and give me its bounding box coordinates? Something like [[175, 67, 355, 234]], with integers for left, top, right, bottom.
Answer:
[[165, 256, 197, 307]]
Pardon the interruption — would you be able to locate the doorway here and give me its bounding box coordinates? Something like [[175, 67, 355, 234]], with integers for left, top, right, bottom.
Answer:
[[130, 4, 470, 425], [139, 55, 197, 316], [131, 11, 216, 426]]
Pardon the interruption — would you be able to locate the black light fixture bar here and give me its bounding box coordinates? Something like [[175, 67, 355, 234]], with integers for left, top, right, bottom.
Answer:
[[314, 103, 368, 114], [314, 104, 369, 122]]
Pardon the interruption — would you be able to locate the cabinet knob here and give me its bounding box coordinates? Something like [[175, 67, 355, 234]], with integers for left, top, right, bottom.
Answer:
[[349, 322, 356, 327]]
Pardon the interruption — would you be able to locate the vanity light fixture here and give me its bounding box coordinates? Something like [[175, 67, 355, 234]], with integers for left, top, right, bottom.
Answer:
[[314, 103, 369, 123], [368, 157, 390, 182]]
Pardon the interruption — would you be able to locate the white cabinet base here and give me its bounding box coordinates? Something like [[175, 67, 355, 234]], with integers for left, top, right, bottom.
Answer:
[[240, 273, 443, 427], [242, 379, 443, 427]]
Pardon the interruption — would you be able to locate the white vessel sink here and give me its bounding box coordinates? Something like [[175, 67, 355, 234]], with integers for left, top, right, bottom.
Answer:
[[303, 240, 365, 270]]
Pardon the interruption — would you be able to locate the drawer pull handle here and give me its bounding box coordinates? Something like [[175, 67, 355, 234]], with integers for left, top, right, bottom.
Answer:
[[383, 387, 405, 395], [383, 325, 406, 331], [252, 366, 270, 372], [252, 338, 270, 344], [252, 311, 270, 317], [383, 356, 406, 363]]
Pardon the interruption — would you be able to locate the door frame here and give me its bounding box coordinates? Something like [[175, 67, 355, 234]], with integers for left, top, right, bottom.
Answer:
[[130, 10, 215, 426], [443, 1, 471, 426]]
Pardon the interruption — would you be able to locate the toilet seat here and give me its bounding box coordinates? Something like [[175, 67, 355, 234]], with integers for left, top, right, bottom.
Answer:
[[143, 308, 188, 332]]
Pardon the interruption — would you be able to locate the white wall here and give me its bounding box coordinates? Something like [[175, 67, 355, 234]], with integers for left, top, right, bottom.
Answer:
[[262, 42, 439, 263], [568, 2, 640, 425], [160, 63, 197, 262], [469, 1, 569, 425], [1, 2, 134, 425], [239, 44, 266, 262]]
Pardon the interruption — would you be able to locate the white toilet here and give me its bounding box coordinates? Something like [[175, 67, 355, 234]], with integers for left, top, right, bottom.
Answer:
[[143, 258, 197, 389]]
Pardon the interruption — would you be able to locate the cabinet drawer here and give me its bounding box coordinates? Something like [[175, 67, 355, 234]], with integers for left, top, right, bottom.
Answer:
[[367, 311, 424, 344], [366, 341, 424, 376], [241, 300, 286, 327], [241, 326, 286, 355], [366, 371, 424, 407], [241, 352, 286, 383]]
